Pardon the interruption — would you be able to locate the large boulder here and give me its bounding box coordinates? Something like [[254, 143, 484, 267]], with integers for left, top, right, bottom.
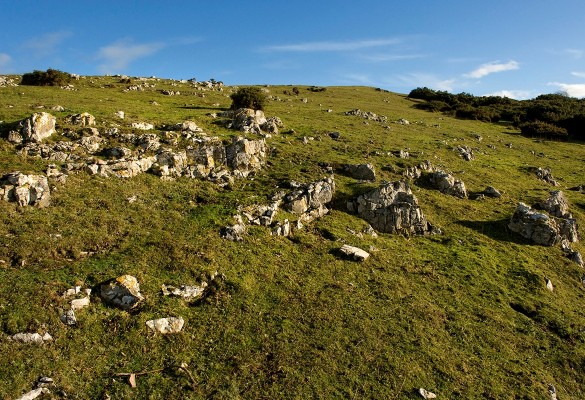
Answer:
[[227, 108, 267, 134], [225, 137, 267, 178], [508, 203, 571, 246], [0, 172, 50, 207], [20, 112, 56, 143], [347, 181, 433, 235]]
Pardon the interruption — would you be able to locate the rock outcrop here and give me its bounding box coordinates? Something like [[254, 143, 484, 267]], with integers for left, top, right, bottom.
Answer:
[[20, 112, 56, 143], [428, 170, 468, 198], [282, 177, 335, 223], [343, 163, 376, 181], [0, 172, 50, 207], [508, 202, 578, 246], [344, 109, 387, 123], [348, 181, 434, 235]]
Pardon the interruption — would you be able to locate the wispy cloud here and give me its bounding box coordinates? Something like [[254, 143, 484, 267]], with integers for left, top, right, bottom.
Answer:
[[485, 90, 532, 100], [571, 71, 585, 78], [564, 48, 583, 59], [395, 73, 455, 92], [0, 53, 11, 69], [260, 38, 401, 52], [22, 31, 72, 57], [96, 39, 164, 73], [339, 73, 375, 85], [360, 53, 426, 62], [465, 60, 519, 79], [549, 82, 585, 98]]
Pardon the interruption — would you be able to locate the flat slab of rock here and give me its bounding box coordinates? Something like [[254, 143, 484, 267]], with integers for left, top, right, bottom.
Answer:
[[146, 317, 185, 334], [339, 244, 370, 261]]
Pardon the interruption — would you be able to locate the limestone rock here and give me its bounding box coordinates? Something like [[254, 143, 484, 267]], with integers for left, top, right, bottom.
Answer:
[[403, 160, 434, 179], [343, 163, 376, 181], [538, 190, 571, 218], [79, 134, 103, 153], [60, 309, 77, 326], [0, 172, 50, 207], [7, 130, 23, 144], [20, 112, 56, 143], [99, 275, 144, 311], [282, 177, 335, 223], [483, 186, 502, 198], [456, 145, 474, 161], [508, 203, 561, 246], [220, 215, 246, 241], [132, 122, 155, 130], [10, 332, 53, 344], [418, 388, 437, 399], [339, 244, 370, 261], [428, 170, 467, 198], [344, 109, 387, 123], [67, 112, 95, 126], [225, 136, 267, 178], [534, 167, 559, 186], [271, 219, 292, 237], [227, 108, 267, 134], [162, 272, 222, 301], [146, 317, 185, 334], [348, 181, 433, 235]]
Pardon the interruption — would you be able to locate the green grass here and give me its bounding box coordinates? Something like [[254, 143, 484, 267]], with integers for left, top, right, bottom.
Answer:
[[0, 76, 584, 399]]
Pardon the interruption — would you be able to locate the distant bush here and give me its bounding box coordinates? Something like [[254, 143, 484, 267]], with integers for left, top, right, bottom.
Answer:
[[230, 87, 267, 110], [520, 121, 568, 139], [21, 68, 72, 86]]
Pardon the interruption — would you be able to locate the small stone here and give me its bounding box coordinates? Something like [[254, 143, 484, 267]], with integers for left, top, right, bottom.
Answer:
[[99, 275, 144, 311], [339, 244, 370, 261], [60, 309, 77, 326], [10, 332, 53, 344], [146, 316, 185, 334], [546, 278, 554, 292], [71, 296, 90, 310], [418, 388, 437, 399]]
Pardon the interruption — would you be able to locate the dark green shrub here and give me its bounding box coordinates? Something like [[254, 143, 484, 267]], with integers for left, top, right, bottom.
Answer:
[[21, 68, 72, 86], [520, 121, 568, 139], [230, 87, 267, 110]]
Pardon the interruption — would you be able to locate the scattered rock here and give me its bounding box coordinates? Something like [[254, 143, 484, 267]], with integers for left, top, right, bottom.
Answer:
[[282, 177, 335, 223], [403, 160, 435, 179], [67, 112, 95, 126], [146, 317, 185, 334], [225, 136, 267, 178], [533, 167, 559, 186], [162, 272, 222, 302], [508, 203, 574, 246], [428, 170, 467, 198], [15, 377, 53, 400], [397, 118, 410, 125], [271, 219, 292, 237], [339, 244, 370, 261], [393, 149, 409, 159], [220, 215, 246, 241], [418, 388, 437, 399], [456, 145, 474, 161], [131, 122, 155, 131], [348, 181, 434, 235], [99, 275, 144, 311], [537, 190, 571, 218], [9, 332, 53, 344], [115, 110, 125, 119], [343, 163, 376, 181], [60, 309, 77, 326], [344, 109, 387, 123], [20, 112, 56, 143], [0, 172, 50, 207], [483, 186, 502, 198], [546, 278, 554, 292], [328, 131, 341, 139]]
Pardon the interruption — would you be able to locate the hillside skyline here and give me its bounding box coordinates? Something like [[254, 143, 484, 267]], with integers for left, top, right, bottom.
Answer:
[[1, 1, 585, 99]]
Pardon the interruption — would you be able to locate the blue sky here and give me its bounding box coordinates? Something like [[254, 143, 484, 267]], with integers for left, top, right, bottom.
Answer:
[[1, 1, 585, 99]]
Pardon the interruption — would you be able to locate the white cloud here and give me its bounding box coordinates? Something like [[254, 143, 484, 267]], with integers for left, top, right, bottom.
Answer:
[[261, 38, 401, 52], [360, 53, 426, 62], [465, 60, 519, 79], [485, 90, 532, 100], [395, 73, 455, 92], [0, 53, 11, 69], [549, 82, 585, 98], [564, 49, 583, 59], [96, 39, 164, 73], [340, 73, 374, 85], [23, 31, 72, 56], [571, 71, 585, 78]]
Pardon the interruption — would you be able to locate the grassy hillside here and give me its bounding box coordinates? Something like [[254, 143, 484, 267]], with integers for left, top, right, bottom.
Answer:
[[0, 75, 584, 399]]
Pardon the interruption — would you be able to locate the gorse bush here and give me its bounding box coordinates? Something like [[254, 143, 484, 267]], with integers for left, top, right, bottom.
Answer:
[[520, 120, 568, 139], [230, 86, 267, 110], [21, 68, 72, 86]]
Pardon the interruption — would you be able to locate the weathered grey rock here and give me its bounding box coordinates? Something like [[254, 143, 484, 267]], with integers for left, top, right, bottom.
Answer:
[[67, 112, 95, 126], [508, 203, 564, 246], [9, 332, 53, 344], [146, 317, 185, 334], [99, 275, 144, 311], [104, 146, 133, 159], [339, 244, 370, 261], [271, 219, 292, 237], [534, 167, 559, 186], [242, 201, 280, 226], [348, 181, 433, 235], [225, 108, 267, 134], [483, 186, 502, 198], [403, 160, 434, 179], [115, 110, 125, 119], [456, 145, 474, 161], [393, 149, 409, 159], [136, 133, 161, 152], [20, 112, 56, 142], [132, 122, 155, 130], [7, 130, 23, 144], [344, 109, 387, 123], [262, 116, 284, 134], [343, 163, 376, 181], [546, 278, 554, 292], [60, 309, 77, 326], [79, 134, 103, 153], [0, 172, 50, 207], [538, 190, 571, 218], [428, 170, 467, 198], [282, 177, 335, 223], [161, 272, 222, 301], [225, 137, 267, 178], [220, 215, 246, 241], [151, 149, 188, 178]]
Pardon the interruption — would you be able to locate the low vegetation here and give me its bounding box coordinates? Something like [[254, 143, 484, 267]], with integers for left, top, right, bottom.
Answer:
[[20, 68, 73, 87], [0, 74, 583, 399]]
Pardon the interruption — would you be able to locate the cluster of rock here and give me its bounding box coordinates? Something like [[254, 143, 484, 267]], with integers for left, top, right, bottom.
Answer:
[[456, 145, 475, 161], [344, 109, 387, 123], [403, 160, 435, 179], [0, 75, 18, 87], [509, 192, 580, 265], [220, 108, 283, 136], [342, 163, 376, 181], [533, 167, 559, 186], [221, 177, 335, 241], [3, 112, 269, 194], [0, 172, 50, 207], [347, 181, 435, 235], [428, 170, 468, 198]]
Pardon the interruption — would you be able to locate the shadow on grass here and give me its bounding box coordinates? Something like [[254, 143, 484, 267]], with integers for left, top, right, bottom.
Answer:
[[456, 218, 532, 244], [178, 105, 228, 111]]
